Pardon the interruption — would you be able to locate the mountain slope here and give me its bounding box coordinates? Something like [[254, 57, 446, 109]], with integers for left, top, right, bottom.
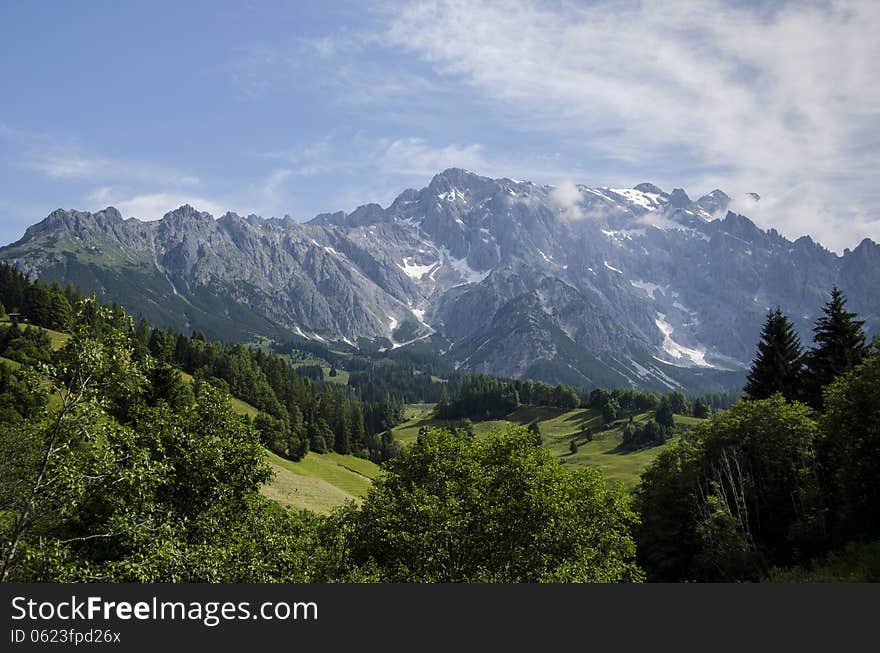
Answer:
[[2, 169, 875, 393]]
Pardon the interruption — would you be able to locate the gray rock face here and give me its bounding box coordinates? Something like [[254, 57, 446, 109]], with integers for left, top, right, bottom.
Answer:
[[696, 189, 730, 216], [1, 168, 876, 393]]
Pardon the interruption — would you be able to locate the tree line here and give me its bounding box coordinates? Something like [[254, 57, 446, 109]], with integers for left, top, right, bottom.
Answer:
[[137, 323, 417, 462], [436, 375, 593, 420]]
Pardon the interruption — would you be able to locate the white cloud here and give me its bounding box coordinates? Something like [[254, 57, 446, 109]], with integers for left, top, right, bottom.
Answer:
[[382, 0, 880, 251], [549, 181, 586, 221], [254, 132, 494, 194], [377, 137, 489, 176], [261, 168, 293, 197], [86, 189, 232, 221], [28, 148, 200, 187]]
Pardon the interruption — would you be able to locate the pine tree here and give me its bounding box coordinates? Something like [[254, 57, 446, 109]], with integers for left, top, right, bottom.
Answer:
[[802, 287, 867, 409], [743, 307, 804, 401]]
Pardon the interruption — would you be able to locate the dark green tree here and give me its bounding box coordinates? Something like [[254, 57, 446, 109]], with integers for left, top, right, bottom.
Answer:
[[144, 361, 194, 411], [820, 354, 880, 540], [655, 398, 675, 429], [802, 288, 867, 409], [602, 397, 620, 424], [665, 392, 689, 416], [621, 420, 670, 451], [744, 308, 804, 401], [636, 396, 823, 581], [345, 426, 643, 582]]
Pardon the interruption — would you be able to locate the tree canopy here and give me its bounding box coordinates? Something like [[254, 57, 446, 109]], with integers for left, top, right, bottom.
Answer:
[[636, 395, 823, 581], [343, 426, 643, 582]]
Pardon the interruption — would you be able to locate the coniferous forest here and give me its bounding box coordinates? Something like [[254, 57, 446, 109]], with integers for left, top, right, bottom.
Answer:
[[1, 262, 879, 582]]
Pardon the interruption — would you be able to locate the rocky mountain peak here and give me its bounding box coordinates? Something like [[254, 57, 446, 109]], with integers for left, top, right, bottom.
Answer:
[[633, 182, 667, 196], [427, 168, 498, 200], [668, 188, 693, 209], [429, 167, 483, 187], [696, 189, 731, 215], [346, 203, 387, 227], [22, 206, 124, 241], [3, 169, 877, 396], [162, 204, 214, 225]]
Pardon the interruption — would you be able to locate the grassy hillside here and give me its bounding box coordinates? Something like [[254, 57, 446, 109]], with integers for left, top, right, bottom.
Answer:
[[5, 316, 692, 505], [178, 369, 380, 513], [395, 403, 515, 442], [2, 326, 379, 515], [259, 450, 380, 513], [393, 402, 704, 488], [0, 355, 21, 369], [289, 363, 350, 386], [0, 319, 70, 348]]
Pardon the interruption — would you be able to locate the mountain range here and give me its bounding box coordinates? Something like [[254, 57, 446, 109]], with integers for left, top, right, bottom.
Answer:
[[2, 168, 878, 394]]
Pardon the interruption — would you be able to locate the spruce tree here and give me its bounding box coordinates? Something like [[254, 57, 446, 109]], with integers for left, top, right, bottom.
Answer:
[[743, 307, 804, 401], [802, 287, 867, 409]]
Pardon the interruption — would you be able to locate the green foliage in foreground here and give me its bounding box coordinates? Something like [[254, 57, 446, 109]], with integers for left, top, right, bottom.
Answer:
[[766, 540, 880, 582], [0, 301, 642, 582], [339, 427, 643, 582], [636, 396, 823, 581], [820, 354, 880, 541], [636, 353, 880, 582]]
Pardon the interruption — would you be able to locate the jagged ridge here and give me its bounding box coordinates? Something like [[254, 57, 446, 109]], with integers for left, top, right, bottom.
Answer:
[[1, 168, 876, 393]]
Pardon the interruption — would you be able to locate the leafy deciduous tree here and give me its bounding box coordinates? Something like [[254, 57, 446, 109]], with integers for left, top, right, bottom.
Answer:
[[345, 426, 643, 582]]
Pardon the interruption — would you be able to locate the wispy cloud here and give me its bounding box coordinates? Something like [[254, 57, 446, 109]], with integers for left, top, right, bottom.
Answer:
[[377, 137, 489, 176], [260, 168, 294, 197], [256, 131, 491, 183], [549, 181, 587, 221], [27, 147, 200, 187], [85, 188, 233, 221], [379, 0, 880, 250]]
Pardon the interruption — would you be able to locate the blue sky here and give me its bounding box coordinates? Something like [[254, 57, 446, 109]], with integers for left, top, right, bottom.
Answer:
[[1, 0, 878, 251]]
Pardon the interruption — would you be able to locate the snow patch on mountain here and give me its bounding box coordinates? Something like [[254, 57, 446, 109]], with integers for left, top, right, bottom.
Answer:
[[607, 187, 664, 210], [451, 256, 490, 284], [655, 313, 712, 368], [628, 359, 678, 390], [438, 246, 491, 285], [603, 260, 623, 274], [437, 189, 466, 202], [398, 257, 439, 280], [538, 249, 554, 264], [630, 279, 664, 298]]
